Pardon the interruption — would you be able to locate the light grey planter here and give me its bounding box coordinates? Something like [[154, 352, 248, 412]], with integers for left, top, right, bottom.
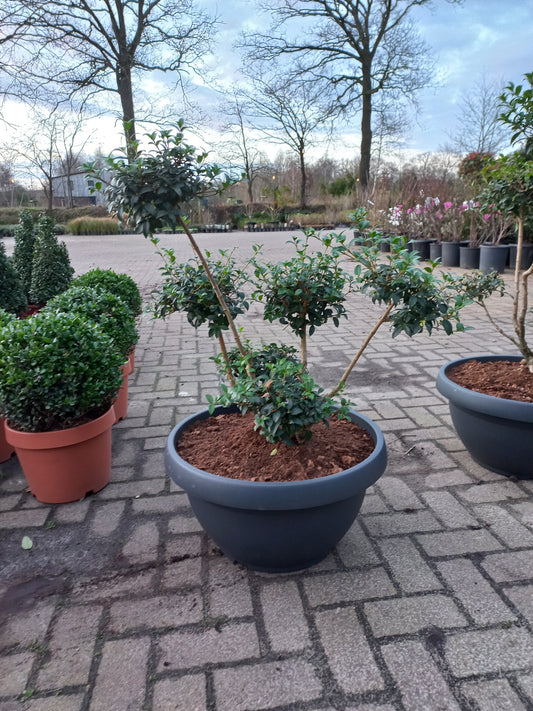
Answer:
[[437, 355, 533, 480], [165, 405, 387, 572]]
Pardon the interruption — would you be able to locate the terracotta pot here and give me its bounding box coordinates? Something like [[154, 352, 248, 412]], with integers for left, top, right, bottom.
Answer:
[[5, 406, 115, 503], [113, 360, 132, 423], [0, 416, 15, 463]]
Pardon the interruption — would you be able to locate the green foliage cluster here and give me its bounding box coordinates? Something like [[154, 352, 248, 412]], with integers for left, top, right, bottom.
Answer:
[[67, 217, 121, 235], [0, 311, 123, 432], [351, 232, 471, 337], [29, 215, 74, 305], [0, 307, 15, 328], [85, 122, 233, 236], [252, 232, 351, 339], [45, 285, 138, 359], [72, 268, 142, 317], [327, 173, 356, 197], [210, 343, 349, 446], [151, 244, 249, 337], [0, 241, 27, 315]]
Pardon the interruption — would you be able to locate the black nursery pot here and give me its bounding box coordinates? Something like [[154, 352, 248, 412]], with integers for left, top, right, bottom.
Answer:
[[440, 241, 460, 267], [429, 242, 442, 260], [508, 244, 533, 270], [479, 245, 509, 274], [165, 405, 387, 572], [459, 246, 480, 269], [437, 355, 533, 480]]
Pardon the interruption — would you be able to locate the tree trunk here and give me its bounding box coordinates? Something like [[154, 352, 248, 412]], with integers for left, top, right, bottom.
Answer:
[[359, 67, 373, 191], [299, 147, 307, 209], [116, 64, 137, 160]]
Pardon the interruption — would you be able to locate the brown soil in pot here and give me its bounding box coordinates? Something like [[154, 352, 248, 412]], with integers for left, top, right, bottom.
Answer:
[[177, 411, 375, 482], [448, 360, 533, 403]]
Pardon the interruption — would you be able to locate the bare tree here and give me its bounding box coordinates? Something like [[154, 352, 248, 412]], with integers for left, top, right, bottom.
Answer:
[[239, 75, 336, 208], [220, 94, 271, 208], [0, 1, 217, 155], [242, 0, 462, 190], [447, 76, 509, 155], [11, 108, 89, 211]]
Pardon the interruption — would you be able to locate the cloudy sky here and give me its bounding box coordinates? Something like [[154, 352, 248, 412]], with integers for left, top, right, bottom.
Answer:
[[197, 0, 533, 156], [1, 0, 531, 168]]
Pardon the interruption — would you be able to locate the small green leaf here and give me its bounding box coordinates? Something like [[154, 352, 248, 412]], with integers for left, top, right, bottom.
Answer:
[[22, 536, 33, 550]]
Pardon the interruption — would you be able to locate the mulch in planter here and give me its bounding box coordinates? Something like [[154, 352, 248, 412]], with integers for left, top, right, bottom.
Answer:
[[448, 360, 533, 403], [177, 411, 375, 483]]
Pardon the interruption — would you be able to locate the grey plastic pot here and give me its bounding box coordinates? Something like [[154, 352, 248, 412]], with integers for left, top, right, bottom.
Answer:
[[429, 242, 442, 260], [479, 245, 509, 274], [441, 241, 461, 267], [459, 246, 480, 269], [410, 239, 430, 260], [165, 405, 387, 572], [436, 355, 533, 480]]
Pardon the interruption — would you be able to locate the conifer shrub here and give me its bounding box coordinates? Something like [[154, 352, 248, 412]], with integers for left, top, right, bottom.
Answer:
[[0, 242, 27, 315], [29, 215, 74, 305], [11, 210, 35, 299]]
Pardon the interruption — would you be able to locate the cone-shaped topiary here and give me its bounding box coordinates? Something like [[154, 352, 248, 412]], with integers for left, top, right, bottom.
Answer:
[[45, 285, 138, 360], [0, 311, 124, 432], [11, 209, 35, 299], [0, 242, 27, 316], [71, 268, 142, 317], [29, 215, 74, 306]]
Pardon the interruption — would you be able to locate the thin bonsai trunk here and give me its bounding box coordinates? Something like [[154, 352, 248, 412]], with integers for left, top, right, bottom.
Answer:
[[301, 327, 307, 369], [512, 213, 533, 372], [329, 301, 394, 397], [218, 333, 235, 386], [178, 216, 247, 359]]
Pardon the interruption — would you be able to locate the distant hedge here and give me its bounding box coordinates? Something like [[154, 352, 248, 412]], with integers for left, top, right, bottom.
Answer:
[[67, 217, 120, 235], [0, 205, 109, 226]]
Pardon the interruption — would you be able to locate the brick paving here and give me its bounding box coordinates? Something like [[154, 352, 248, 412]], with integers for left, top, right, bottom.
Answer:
[[1, 230, 532, 711]]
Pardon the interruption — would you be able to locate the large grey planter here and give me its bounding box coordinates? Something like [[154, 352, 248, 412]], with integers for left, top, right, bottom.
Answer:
[[437, 355, 533, 480], [165, 405, 387, 572]]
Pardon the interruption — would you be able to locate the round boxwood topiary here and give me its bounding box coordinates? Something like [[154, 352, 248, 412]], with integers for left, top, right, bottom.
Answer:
[[72, 268, 142, 317], [45, 285, 138, 359], [0, 242, 27, 316], [0, 311, 124, 432]]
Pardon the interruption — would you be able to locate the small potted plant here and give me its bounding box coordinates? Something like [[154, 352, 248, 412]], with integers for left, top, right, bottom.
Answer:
[[44, 285, 138, 421], [88, 125, 493, 571], [437, 73, 533, 479], [0, 311, 124, 503]]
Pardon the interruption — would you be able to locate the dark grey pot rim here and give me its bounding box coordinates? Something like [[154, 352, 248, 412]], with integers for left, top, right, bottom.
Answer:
[[437, 355, 533, 423], [165, 405, 387, 511]]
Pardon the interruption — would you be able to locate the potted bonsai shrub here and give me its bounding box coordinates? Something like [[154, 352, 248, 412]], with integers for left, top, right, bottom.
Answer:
[[88, 125, 488, 572], [44, 285, 138, 421], [437, 73, 533, 479], [0, 311, 124, 503]]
